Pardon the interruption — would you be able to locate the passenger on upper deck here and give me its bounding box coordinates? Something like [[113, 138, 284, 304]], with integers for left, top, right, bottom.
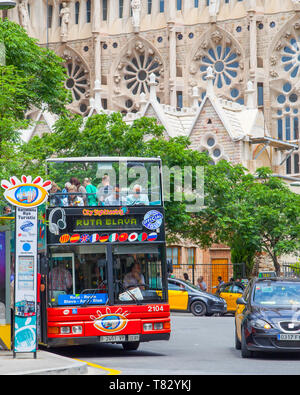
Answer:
[[62, 185, 84, 206], [126, 184, 149, 206], [97, 174, 113, 205], [104, 184, 127, 206], [61, 182, 71, 202], [83, 178, 98, 206], [49, 182, 62, 206], [70, 177, 87, 205]]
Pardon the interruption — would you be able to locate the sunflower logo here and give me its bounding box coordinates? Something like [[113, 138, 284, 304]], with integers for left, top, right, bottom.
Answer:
[[91, 307, 130, 333]]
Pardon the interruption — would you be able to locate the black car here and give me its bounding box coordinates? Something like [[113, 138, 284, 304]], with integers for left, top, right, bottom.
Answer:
[[235, 277, 300, 358], [168, 277, 227, 316]]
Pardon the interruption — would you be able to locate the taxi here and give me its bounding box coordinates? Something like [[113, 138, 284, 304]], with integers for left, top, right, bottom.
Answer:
[[167, 278, 227, 316], [235, 277, 300, 358], [216, 281, 245, 313]]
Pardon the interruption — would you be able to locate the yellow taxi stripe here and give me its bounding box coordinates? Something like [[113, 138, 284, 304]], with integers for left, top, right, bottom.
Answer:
[[74, 359, 121, 375]]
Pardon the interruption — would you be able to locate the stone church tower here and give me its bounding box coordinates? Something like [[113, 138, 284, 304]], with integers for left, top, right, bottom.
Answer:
[[6, 0, 300, 180], [5, 0, 300, 282]]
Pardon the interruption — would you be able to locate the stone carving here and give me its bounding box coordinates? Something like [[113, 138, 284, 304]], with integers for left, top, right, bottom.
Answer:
[[211, 30, 222, 44], [60, 2, 70, 43], [18, 0, 29, 30], [131, 0, 141, 31], [270, 70, 279, 78], [270, 56, 277, 66]]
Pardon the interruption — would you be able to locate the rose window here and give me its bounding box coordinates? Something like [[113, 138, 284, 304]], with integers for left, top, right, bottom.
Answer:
[[65, 61, 89, 101], [63, 59, 90, 115], [200, 46, 239, 89], [124, 54, 161, 95], [281, 37, 300, 79], [114, 41, 163, 112]]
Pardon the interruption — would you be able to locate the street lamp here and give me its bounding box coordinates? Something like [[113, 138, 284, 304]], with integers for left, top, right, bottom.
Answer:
[[0, 1, 16, 9]]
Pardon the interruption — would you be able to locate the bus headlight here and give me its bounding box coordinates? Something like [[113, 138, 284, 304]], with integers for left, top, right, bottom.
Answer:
[[143, 323, 153, 331], [60, 326, 71, 334], [72, 325, 83, 334], [153, 323, 163, 330]]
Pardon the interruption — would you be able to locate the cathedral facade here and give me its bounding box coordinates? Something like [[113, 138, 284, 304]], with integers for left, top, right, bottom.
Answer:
[[6, 0, 300, 282]]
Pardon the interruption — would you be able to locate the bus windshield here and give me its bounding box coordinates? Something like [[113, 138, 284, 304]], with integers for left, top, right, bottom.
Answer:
[[46, 158, 162, 208], [48, 244, 164, 306], [113, 245, 163, 303]]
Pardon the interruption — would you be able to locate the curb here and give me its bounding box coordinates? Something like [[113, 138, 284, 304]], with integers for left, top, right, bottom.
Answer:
[[15, 360, 88, 375]]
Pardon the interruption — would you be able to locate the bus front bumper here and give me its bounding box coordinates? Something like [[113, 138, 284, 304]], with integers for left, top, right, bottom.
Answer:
[[46, 332, 170, 348]]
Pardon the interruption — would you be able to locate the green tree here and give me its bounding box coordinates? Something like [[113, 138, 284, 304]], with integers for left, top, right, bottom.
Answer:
[[0, 19, 68, 115], [194, 163, 300, 275], [0, 20, 69, 197], [20, 112, 209, 239], [19, 113, 300, 274]]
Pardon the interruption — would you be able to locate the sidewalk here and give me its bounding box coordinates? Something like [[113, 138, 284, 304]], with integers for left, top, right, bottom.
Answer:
[[0, 349, 89, 375]]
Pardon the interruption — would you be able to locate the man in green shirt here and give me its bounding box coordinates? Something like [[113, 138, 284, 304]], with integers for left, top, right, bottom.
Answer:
[[83, 178, 98, 206]]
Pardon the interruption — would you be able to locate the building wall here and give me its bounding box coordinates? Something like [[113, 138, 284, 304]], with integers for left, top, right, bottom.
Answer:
[[6, 1, 299, 177]]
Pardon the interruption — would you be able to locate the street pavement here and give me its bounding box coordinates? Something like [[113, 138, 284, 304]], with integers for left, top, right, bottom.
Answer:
[[51, 313, 300, 375], [2, 313, 300, 375]]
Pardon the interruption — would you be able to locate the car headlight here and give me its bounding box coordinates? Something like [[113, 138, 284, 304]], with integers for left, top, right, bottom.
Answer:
[[249, 319, 272, 330]]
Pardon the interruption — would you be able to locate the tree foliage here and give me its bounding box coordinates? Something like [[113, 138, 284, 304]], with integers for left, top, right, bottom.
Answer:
[[20, 112, 300, 274]]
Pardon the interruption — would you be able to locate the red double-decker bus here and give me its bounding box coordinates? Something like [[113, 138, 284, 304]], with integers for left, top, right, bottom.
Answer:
[[39, 157, 170, 350]]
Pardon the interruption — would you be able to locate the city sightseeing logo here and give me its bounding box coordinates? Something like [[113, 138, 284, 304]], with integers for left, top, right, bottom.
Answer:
[[1, 176, 52, 208], [91, 308, 130, 333]]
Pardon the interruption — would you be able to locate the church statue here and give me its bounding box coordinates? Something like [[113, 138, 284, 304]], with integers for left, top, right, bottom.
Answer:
[[131, 0, 141, 32], [60, 2, 70, 43], [209, 0, 220, 18]]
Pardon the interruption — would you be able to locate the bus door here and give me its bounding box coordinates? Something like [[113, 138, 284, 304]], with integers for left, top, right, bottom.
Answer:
[[48, 253, 75, 306]]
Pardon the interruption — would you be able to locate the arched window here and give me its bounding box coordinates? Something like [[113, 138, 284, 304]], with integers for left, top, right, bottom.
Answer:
[[103, 0, 107, 20], [86, 0, 91, 23], [75, 1, 80, 24], [119, 0, 124, 18], [159, 0, 164, 13], [294, 153, 299, 174], [59, 3, 63, 26], [48, 4, 53, 28]]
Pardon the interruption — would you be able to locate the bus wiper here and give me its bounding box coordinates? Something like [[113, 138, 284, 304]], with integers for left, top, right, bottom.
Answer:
[[81, 283, 106, 307]]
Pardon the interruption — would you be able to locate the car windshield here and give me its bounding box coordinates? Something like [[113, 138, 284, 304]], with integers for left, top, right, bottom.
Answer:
[[180, 279, 205, 292], [253, 282, 300, 306]]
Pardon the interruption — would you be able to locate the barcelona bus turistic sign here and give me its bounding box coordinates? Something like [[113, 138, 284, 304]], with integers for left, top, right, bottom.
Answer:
[[1, 176, 51, 357]]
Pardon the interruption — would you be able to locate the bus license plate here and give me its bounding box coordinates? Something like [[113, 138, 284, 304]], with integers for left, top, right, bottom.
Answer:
[[100, 335, 126, 343], [128, 335, 140, 341], [278, 334, 300, 341]]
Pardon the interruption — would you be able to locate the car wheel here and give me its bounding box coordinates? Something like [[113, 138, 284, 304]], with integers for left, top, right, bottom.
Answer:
[[235, 324, 241, 350], [190, 301, 207, 316], [122, 342, 140, 351], [241, 328, 253, 358]]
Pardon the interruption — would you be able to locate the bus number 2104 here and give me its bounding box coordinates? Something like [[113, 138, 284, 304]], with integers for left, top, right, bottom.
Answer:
[[148, 305, 164, 312]]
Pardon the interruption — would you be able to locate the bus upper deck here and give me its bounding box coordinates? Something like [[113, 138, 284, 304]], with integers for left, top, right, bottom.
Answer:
[[46, 156, 163, 208]]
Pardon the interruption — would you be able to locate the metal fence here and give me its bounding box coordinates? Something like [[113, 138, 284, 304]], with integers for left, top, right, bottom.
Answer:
[[170, 263, 246, 294], [281, 263, 300, 278]]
